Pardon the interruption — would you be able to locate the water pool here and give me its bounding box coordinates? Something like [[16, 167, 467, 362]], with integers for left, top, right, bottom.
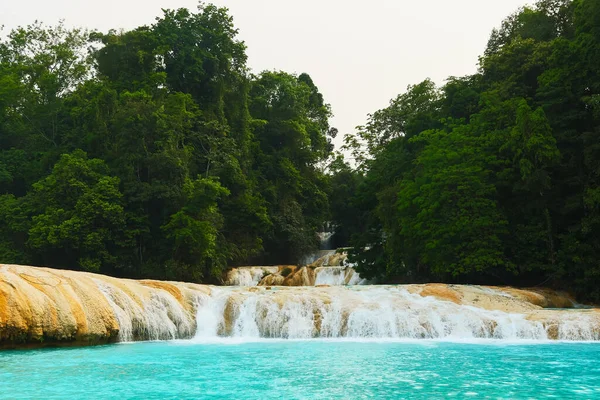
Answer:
[[1, 340, 600, 399]]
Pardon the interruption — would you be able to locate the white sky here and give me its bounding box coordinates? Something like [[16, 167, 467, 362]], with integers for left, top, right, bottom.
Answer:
[[3, 0, 529, 146]]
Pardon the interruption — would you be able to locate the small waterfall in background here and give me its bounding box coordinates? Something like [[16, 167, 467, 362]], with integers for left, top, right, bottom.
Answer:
[[314, 267, 366, 285], [318, 230, 335, 251], [226, 223, 369, 287], [225, 267, 280, 287], [301, 223, 336, 265]]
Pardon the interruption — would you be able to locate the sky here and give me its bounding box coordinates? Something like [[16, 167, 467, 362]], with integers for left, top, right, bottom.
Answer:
[[3, 0, 530, 147]]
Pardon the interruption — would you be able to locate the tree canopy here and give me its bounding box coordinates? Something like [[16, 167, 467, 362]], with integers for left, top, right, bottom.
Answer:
[[0, 3, 333, 282], [334, 0, 600, 301], [2, 0, 600, 300]]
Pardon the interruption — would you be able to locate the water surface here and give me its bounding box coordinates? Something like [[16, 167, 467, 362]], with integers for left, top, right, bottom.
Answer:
[[1, 340, 599, 399]]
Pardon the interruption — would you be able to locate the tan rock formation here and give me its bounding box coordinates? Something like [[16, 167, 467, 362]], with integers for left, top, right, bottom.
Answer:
[[310, 252, 347, 268], [1, 263, 599, 347], [246, 252, 358, 287], [418, 283, 463, 304], [224, 266, 280, 286], [226, 252, 353, 287], [0, 264, 210, 348]]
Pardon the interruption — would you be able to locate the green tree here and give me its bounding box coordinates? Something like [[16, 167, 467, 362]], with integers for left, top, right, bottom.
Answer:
[[25, 150, 126, 273], [250, 71, 333, 263], [162, 177, 229, 281]]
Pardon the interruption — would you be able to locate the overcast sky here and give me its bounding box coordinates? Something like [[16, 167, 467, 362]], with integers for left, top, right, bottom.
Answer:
[[3, 0, 529, 146]]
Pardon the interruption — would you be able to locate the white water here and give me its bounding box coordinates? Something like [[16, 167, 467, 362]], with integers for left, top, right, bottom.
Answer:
[[93, 280, 599, 342], [225, 267, 279, 286], [301, 249, 336, 265], [190, 286, 599, 341], [314, 267, 366, 285], [96, 280, 195, 341], [226, 264, 367, 286], [194, 293, 227, 338], [317, 231, 335, 250]]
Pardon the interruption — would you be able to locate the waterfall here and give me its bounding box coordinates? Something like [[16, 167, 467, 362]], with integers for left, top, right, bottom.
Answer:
[[317, 231, 335, 250], [301, 249, 336, 266], [226, 253, 367, 287], [1, 263, 598, 347], [95, 279, 196, 342], [190, 286, 600, 341], [300, 230, 336, 265], [314, 267, 366, 285], [194, 292, 227, 338], [227, 265, 367, 287], [225, 267, 279, 286]]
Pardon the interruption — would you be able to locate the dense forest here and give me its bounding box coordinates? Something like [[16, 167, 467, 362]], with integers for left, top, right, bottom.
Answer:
[[333, 0, 600, 301], [1, 0, 599, 300], [0, 4, 335, 282]]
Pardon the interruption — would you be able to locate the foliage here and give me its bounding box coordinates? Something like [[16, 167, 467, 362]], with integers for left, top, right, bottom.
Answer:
[[332, 0, 600, 301], [3, 0, 600, 301], [0, 3, 333, 281], [249, 71, 333, 263]]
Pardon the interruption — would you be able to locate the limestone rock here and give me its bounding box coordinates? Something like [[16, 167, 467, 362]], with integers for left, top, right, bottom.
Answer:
[[0, 264, 209, 348]]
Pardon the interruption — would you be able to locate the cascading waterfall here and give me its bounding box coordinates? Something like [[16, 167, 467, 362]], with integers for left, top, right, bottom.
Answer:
[[301, 249, 336, 266], [2, 263, 598, 346], [317, 231, 335, 250], [95, 280, 196, 342], [193, 293, 228, 338], [225, 267, 279, 286], [190, 286, 600, 341], [300, 230, 335, 265], [314, 267, 366, 286], [226, 249, 368, 287], [225, 262, 367, 286]]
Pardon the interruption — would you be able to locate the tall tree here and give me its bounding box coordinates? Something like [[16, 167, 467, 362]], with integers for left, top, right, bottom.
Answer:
[[250, 71, 333, 263]]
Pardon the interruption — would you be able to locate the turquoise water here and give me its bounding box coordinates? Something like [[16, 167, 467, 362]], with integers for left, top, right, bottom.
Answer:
[[1, 340, 600, 399]]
